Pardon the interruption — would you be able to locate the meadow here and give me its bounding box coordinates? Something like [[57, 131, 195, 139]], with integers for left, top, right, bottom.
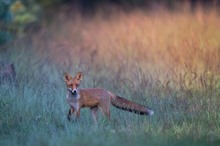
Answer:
[[0, 5, 220, 146]]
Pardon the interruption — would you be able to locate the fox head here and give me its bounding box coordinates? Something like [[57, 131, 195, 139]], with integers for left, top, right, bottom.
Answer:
[[64, 72, 83, 95]]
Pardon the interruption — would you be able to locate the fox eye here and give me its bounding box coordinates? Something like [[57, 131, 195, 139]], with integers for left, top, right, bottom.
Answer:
[[67, 84, 72, 88]]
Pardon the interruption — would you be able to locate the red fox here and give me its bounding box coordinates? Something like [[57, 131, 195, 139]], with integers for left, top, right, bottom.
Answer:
[[64, 72, 154, 123]]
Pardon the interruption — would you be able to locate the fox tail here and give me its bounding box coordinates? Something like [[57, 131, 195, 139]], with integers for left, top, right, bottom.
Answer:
[[111, 95, 154, 116]]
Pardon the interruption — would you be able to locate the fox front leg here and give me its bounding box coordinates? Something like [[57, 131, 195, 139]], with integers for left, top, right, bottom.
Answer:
[[67, 108, 75, 121], [75, 108, 81, 119]]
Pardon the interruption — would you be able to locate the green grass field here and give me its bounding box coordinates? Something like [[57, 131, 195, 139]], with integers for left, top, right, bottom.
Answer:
[[1, 6, 220, 146]]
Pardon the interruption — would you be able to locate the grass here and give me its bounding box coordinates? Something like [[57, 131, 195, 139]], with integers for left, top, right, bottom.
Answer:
[[1, 5, 220, 146]]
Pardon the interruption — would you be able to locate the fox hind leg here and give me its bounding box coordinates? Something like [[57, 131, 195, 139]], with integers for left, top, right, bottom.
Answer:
[[99, 102, 110, 120], [90, 106, 99, 124]]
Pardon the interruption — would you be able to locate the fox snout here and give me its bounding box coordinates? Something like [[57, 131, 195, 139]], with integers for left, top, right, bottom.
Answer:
[[72, 90, 77, 94], [68, 88, 77, 95]]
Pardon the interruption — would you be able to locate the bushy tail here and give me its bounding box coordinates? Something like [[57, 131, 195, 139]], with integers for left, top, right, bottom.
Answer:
[[111, 95, 154, 116]]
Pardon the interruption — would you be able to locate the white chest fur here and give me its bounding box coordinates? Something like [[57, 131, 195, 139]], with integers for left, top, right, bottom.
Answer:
[[66, 90, 80, 110]]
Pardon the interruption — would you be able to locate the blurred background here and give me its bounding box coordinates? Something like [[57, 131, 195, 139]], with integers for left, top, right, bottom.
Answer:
[[1, 0, 220, 73]]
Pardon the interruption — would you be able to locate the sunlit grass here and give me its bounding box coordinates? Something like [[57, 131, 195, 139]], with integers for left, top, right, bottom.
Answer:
[[36, 7, 220, 73]]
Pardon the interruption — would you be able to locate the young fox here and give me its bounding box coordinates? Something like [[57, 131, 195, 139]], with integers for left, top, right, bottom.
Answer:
[[64, 72, 154, 123]]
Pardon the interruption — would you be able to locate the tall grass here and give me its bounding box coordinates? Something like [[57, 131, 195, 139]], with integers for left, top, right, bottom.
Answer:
[[1, 6, 220, 146]]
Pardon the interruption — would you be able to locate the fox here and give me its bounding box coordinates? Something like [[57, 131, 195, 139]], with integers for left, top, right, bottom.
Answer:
[[64, 72, 154, 123]]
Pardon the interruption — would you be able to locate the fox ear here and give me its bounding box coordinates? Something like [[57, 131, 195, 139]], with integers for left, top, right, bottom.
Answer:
[[64, 72, 72, 82], [75, 72, 83, 81]]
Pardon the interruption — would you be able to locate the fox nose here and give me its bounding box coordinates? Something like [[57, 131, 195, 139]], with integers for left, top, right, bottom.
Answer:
[[72, 90, 77, 94]]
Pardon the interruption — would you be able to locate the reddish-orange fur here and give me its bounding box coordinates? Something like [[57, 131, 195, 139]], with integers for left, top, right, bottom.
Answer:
[[64, 72, 153, 123]]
